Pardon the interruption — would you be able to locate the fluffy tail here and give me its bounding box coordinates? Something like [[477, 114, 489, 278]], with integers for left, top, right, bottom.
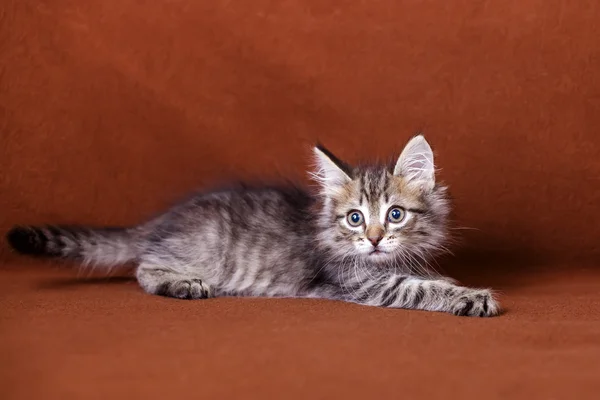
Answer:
[[6, 225, 139, 266]]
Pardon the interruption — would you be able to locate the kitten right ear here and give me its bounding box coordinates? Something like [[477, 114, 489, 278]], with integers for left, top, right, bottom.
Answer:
[[311, 145, 352, 194]]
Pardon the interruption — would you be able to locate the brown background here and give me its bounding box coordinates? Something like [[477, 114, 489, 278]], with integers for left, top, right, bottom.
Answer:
[[1, 1, 599, 399]]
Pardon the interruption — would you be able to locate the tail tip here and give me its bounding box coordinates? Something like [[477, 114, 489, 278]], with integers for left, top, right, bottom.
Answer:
[[6, 226, 47, 256]]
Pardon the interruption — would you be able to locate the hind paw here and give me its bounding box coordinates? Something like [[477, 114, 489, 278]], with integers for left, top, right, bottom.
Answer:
[[156, 279, 212, 300]]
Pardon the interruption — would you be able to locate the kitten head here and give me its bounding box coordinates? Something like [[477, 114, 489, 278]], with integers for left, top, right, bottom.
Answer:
[[311, 135, 450, 270]]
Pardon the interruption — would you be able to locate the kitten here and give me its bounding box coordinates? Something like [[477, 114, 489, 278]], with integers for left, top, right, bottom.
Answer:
[[7, 135, 500, 317]]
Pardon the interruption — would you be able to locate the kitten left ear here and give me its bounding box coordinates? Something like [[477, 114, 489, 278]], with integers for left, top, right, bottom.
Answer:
[[394, 135, 435, 191], [312, 145, 352, 194]]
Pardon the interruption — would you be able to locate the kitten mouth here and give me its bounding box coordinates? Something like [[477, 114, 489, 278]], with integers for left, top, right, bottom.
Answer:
[[369, 249, 386, 255]]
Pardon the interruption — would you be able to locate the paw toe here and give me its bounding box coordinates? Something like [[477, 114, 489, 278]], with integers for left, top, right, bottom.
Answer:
[[453, 297, 474, 316], [189, 279, 210, 299], [171, 281, 193, 299]]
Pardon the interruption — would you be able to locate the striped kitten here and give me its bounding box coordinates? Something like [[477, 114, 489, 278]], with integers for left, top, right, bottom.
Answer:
[[7, 135, 500, 317]]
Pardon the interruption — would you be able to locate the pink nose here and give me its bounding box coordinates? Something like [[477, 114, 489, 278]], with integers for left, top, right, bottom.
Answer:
[[365, 224, 385, 247], [368, 235, 382, 246]]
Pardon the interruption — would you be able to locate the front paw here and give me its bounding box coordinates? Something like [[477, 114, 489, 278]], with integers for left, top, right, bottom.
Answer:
[[451, 289, 500, 317]]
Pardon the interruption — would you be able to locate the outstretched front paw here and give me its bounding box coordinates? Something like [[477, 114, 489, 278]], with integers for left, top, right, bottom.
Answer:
[[451, 289, 500, 317]]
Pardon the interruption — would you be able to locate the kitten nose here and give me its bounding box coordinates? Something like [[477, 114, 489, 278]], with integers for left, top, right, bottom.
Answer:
[[366, 225, 384, 247], [368, 235, 382, 246]]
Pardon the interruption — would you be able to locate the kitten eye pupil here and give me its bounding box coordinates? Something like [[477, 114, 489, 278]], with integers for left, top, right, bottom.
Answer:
[[388, 207, 405, 223]]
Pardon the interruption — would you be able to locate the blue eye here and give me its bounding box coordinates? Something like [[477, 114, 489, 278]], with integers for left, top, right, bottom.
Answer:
[[347, 211, 364, 227], [388, 207, 406, 223]]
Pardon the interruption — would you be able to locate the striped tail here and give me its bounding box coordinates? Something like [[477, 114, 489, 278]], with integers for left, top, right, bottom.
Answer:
[[6, 225, 139, 266]]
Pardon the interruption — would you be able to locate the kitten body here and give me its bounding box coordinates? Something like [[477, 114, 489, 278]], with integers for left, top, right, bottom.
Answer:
[[7, 136, 500, 317]]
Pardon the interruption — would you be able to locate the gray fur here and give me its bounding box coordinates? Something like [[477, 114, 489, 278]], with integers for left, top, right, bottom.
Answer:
[[7, 135, 500, 317]]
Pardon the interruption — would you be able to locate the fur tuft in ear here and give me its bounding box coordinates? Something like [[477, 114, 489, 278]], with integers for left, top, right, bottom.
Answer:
[[394, 135, 435, 191], [310, 145, 352, 194]]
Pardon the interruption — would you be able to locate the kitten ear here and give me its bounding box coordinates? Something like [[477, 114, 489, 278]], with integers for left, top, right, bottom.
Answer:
[[393, 135, 435, 191], [311, 145, 352, 193]]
